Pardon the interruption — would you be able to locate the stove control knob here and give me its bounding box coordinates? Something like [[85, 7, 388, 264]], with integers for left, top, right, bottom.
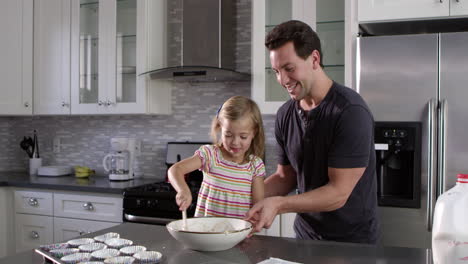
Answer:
[[149, 200, 159, 208], [136, 199, 144, 208]]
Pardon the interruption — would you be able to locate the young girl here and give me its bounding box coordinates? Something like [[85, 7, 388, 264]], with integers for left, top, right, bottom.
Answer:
[[168, 95, 266, 218]]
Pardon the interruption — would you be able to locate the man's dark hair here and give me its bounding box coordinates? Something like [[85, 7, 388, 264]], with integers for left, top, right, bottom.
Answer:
[[265, 20, 324, 68]]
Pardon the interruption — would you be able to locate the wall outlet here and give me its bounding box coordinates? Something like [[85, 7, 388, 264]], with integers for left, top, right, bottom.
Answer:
[[53, 137, 61, 153], [134, 139, 141, 155]]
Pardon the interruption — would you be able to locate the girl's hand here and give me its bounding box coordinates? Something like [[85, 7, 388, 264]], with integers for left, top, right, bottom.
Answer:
[[176, 190, 192, 211]]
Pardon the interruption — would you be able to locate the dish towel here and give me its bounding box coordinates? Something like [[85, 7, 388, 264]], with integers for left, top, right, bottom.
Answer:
[[257, 257, 302, 264]]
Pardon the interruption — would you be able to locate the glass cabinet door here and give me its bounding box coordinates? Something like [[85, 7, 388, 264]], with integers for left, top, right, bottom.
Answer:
[[71, 0, 146, 114], [79, 0, 100, 104], [316, 0, 344, 85], [252, 0, 313, 114], [252, 0, 345, 114], [264, 0, 292, 102], [114, 0, 137, 104]]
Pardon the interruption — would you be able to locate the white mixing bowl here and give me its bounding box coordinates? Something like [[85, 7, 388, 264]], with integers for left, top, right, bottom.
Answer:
[[166, 217, 252, 251]]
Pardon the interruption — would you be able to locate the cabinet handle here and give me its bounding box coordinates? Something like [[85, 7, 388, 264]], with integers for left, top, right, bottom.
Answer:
[[78, 230, 85, 235], [106, 100, 114, 106], [98, 100, 104, 106], [82, 202, 94, 211], [28, 198, 39, 207], [24, 102, 29, 108], [30, 231, 39, 239], [61, 101, 69, 107]]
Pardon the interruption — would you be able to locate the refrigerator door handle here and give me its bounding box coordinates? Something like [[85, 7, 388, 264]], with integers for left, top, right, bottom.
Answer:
[[438, 99, 447, 197], [427, 98, 437, 231]]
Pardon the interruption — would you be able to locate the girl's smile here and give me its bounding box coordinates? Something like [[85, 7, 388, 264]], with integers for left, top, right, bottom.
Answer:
[[219, 117, 255, 164]]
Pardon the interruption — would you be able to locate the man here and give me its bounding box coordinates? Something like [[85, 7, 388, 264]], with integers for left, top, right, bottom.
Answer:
[[245, 20, 379, 244]]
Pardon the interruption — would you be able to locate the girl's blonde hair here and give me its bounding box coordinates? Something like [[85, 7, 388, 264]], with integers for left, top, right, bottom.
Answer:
[[210, 96, 265, 162]]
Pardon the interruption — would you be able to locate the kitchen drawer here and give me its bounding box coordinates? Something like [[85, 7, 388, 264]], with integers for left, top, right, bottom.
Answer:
[[280, 213, 296, 238], [54, 193, 123, 222], [257, 215, 281, 237], [15, 214, 53, 252], [14, 190, 53, 216], [53, 217, 119, 243]]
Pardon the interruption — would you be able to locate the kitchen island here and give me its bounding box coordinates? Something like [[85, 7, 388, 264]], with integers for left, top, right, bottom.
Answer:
[[0, 222, 433, 264]]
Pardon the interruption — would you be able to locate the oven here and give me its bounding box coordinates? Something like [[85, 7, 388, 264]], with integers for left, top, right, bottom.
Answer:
[[122, 142, 208, 225]]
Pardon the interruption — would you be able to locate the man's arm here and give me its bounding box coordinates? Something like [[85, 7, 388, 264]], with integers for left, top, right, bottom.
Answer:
[[278, 167, 365, 213], [264, 164, 297, 197], [245, 166, 365, 232]]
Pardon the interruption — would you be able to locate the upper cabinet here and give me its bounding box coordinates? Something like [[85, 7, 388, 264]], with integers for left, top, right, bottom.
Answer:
[[359, 0, 468, 22], [34, 0, 71, 115], [70, 0, 145, 114], [0, 0, 33, 115], [69, 0, 171, 115], [252, 0, 346, 114], [316, 0, 345, 89]]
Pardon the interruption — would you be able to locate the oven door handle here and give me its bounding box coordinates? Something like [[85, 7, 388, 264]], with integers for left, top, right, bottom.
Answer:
[[124, 214, 175, 225]]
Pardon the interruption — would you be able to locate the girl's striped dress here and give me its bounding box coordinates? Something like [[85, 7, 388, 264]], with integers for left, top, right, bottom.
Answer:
[[194, 144, 265, 218]]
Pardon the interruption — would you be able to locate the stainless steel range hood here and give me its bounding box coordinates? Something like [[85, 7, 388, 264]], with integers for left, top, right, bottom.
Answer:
[[141, 0, 250, 82]]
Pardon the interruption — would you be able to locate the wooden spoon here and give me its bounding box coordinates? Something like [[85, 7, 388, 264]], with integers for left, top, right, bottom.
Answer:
[[182, 210, 188, 231]]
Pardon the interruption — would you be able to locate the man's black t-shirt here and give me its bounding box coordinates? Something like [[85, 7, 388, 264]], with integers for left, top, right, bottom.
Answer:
[[275, 82, 379, 244]]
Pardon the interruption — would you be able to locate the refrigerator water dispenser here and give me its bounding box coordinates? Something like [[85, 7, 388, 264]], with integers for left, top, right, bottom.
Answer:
[[375, 122, 421, 208]]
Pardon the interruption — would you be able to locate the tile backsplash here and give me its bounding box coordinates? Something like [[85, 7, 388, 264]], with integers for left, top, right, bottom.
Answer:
[[0, 82, 277, 181]]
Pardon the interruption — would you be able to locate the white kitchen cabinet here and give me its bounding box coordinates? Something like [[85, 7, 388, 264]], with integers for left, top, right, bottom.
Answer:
[[70, 0, 171, 115], [54, 192, 123, 222], [14, 190, 53, 216], [54, 217, 119, 243], [33, 0, 72, 115], [450, 0, 468, 16], [14, 189, 54, 252], [0, 188, 14, 258], [252, 0, 349, 114], [0, 0, 33, 115], [280, 213, 297, 238], [257, 215, 281, 237], [15, 214, 54, 253], [358, 0, 468, 22], [13, 188, 123, 252]]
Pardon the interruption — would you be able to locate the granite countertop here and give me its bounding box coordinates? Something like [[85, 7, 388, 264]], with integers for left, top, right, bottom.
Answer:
[[0, 222, 433, 264], [0, 171, 159, 194]]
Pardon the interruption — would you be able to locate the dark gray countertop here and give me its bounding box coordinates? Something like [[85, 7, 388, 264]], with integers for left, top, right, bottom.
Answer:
[[0, 172, 159, 194], [0, 222, 433, 264]]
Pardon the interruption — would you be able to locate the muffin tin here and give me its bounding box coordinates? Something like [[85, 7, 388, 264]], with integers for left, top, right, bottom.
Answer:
[[61, 252, 92, 263], [49, 248, 80, 258], [34, 232, 162, 264]]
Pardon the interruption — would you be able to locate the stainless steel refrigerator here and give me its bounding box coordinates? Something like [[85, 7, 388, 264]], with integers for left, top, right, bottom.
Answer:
[[357, 32, 468, 249]]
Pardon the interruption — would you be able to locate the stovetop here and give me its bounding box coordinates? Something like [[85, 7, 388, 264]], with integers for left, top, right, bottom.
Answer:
[[123, 181, 200, 221], [122, 142, 207, 223], [123, 181, 200, 198]]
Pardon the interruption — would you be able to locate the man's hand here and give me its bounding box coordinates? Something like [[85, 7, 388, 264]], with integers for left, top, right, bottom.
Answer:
[[244, 196, 283, 235], [176, 190, 192, 211]]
